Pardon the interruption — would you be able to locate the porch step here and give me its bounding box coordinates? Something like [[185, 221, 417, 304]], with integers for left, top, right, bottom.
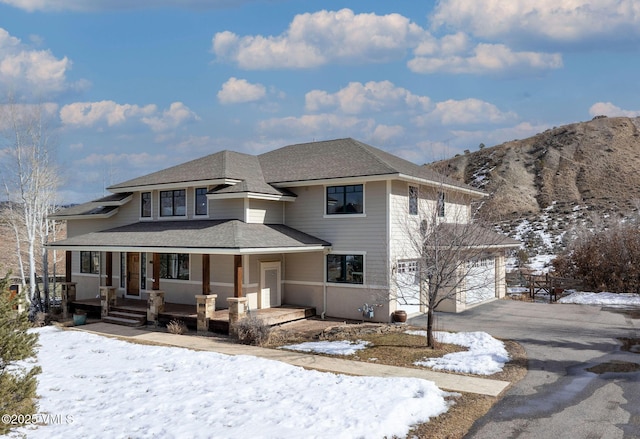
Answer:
[[103, 311, 147, 327]]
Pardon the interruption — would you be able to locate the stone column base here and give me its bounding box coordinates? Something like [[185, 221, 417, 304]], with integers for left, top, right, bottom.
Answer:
[[227, 297, 248, 336], [147, 291, 165, 325], [60, 282, 77, 320], [196, 294, 217, 333], [99, 286, 117, 318]]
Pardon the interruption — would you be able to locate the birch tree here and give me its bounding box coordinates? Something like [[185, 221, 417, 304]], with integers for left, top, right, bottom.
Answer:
[[393, 185, 517, 347], [0, 101, 61, 312]]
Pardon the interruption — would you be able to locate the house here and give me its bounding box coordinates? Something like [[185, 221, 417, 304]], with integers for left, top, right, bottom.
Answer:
[[48, 138, 519, 324]]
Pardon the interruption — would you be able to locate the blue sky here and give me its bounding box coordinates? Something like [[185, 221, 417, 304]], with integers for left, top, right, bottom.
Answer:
[[1, 0, 639, 203]]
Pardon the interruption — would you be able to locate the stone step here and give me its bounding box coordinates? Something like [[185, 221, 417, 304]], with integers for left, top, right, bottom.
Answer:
[[102, 315, 146, 327], [110, 306, 147, 316], [109, 310, 147, 320]]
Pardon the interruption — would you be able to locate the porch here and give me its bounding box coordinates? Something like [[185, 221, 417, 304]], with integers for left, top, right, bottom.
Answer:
[[72, 297, 316, 334]]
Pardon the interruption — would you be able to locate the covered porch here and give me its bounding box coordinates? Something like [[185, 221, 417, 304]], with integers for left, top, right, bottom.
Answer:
[[72, 297, 315, 334]]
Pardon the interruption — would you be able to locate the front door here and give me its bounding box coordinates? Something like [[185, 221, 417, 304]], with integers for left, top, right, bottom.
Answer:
[[260, 261, 281, 308], [127, 252, 140, 296]]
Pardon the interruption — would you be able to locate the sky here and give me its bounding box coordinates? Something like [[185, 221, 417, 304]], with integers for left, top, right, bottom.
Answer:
[[0, 0, 639, 203]]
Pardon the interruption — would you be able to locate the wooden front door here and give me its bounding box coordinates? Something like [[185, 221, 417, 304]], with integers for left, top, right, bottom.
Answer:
[[127, 252, 140, 296]]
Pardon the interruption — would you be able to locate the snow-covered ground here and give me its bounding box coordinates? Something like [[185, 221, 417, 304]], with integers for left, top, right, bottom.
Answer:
[[284, 331, 509, 376], [13, 327, 451, 439], [558, 291, 640, 306]]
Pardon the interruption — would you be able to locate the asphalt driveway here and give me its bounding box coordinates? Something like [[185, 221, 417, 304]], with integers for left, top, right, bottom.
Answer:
[[409, 300, 640, 439]]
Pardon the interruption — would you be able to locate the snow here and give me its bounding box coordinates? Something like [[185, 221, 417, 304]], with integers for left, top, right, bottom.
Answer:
[[558, 291, 640, 306], [407, 331, 510, 375], [280, 340, 370, 355], [12, 327, 451, 439]]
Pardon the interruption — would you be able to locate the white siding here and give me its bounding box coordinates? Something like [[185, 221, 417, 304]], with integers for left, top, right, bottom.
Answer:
[[209, 199, 244, 220], [247, 199, 284, 224]]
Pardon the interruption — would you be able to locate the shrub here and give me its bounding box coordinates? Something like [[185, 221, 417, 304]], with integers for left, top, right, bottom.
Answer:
[[0, 274, 41, 435], [554, 222, 640, 293], [166, 319, 188, 335], [232, 315, 271, 346]]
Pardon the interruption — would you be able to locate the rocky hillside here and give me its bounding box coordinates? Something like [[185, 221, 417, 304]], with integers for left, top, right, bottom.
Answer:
[[427, 116, 640, 253]]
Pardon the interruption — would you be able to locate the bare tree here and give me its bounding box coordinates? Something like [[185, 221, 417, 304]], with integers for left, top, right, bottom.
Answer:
[[392, 184, 518, 347], [0, 100, 61, 312]]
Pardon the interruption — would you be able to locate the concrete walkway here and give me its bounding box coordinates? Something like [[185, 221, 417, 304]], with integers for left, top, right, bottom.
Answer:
[[70, 321, 510, 397]]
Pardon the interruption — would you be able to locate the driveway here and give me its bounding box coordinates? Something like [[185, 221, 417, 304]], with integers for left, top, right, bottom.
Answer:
[[409, 300, 640, 439]]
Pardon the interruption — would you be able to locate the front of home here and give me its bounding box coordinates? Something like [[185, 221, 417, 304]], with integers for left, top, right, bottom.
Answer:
[[49, 138, 519, 323]]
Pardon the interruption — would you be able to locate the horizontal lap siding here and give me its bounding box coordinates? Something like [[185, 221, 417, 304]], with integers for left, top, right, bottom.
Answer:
[[210, 199, 244, 220], [247, 199, 283, 224]]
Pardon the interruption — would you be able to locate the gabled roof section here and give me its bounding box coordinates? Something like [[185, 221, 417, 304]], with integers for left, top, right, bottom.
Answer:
[[49, 192, 132, 220], [258, 138, 482, 195]]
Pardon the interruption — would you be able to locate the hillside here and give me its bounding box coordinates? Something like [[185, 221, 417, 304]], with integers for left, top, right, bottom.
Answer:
[[427, 116, 640, 253]]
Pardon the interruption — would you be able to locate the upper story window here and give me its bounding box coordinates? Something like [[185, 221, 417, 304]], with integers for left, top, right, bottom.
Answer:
[[409, 186, 418, 215], [437, 191, 445, 218], [141, 192, 151, 218], [195, 188, 208, 216], [80, 251, 100, 274], [326, 184, 363, 215], [160, 190, 186, 217]]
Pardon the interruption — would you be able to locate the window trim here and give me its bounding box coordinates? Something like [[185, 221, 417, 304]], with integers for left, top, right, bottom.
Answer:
[[326, 253, 365, 285], [195, 187, 208, 216], [158, 253, 190, 280], [160, 189, 187, 217], [140, 191, 152, 219], [324, 184, 365, 217], [80, 251, 100, 275], [409, 185, 418, 216]]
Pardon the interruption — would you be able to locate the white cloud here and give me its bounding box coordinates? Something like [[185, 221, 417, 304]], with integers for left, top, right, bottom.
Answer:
[[589, 102, 640, 118], [414, 98, 517, 126], [217, 77, 266, 104], [0, 27, 79, 97], [258, 113, 375, 138], [409, 41, 562, 75], [60, 101, 198, 132], [141, 102, 200, 132], [371, 124, 404, 144], [431, 0, 640, 45], [60, 101, 156, 127], [0, 102, 59, 130], [212, 8, 425, 69], [305, 81, 430, 114], [0, 0, 258, 12]]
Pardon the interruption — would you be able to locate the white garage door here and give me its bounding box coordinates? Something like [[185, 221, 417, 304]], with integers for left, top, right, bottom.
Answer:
[[465, 257, 496, 305]]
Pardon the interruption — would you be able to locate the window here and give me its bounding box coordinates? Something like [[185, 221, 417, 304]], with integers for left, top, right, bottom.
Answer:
[[160, 190, 186, 217], [141, 253, 147, 289], [120, 253, 125, 288], [159, 253, 189, 280], [326, 184, 363, 214], [327, 254, 364, 284], [195, 188, 208, 216], [141, 192, 151, 217], [409, 186, 418, 215], [437, 191, 445, 217], [80, 251, 100, 274]]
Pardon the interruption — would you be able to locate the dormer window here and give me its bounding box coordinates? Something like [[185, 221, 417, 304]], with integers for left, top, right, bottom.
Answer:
[[195, 188, 207, 216], [141, 192, 151, 217], [437, 191, 445, 218], [160, 190, 186, 217]]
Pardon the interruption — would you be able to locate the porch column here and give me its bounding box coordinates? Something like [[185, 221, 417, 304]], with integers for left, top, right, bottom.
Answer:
[[147, 290, 165, 326], [65, 251, 72, 283], [152, 253, 160, 290], [234, 255, 243, 298], [227, 297, 248, 336], [100, 286, 117, 318], [105, 252, 113, 287], [60, 282, 76, 320], [202, 254, 211, 295], [196, 294, 217, 333]]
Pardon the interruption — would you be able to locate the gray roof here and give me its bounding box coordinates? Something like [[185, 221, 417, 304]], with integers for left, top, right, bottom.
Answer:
[[435, 223, 521, 249], [48, 219, 331, 253], [106, 138, 481, 194]]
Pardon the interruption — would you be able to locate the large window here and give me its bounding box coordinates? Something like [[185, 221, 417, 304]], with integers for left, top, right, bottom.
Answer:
[[160, 190, 186, 217], [159, 253, 189, 280], [80, 251, 100, 274], [195, 187, 208, 216], [326, 184, 363, 215], [327, 254, 364, 284], [141, 192, 151, 217], [409, 186, 418, 215]]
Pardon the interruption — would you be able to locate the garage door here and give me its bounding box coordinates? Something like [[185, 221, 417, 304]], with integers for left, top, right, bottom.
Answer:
[[395, 260, 422, 315], [465, 257, 496, 305]]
